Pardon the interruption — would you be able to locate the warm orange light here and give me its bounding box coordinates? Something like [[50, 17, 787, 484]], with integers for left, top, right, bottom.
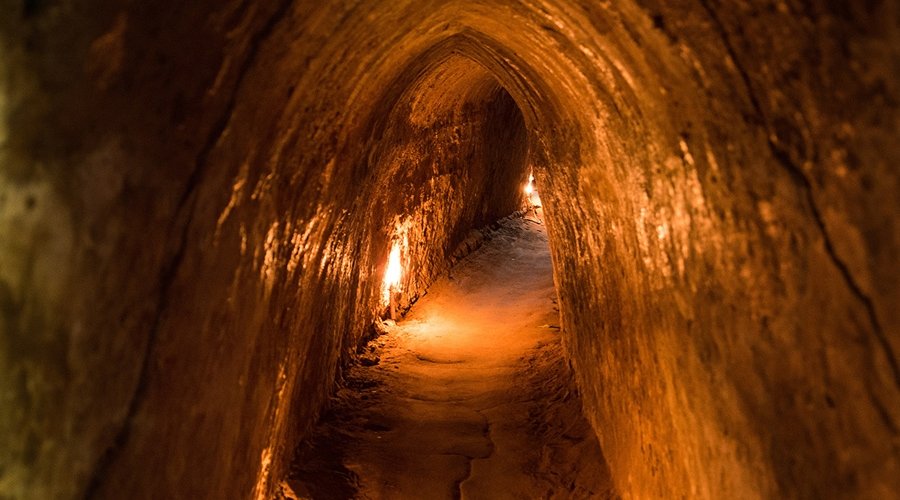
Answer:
[[382, 241, 403, 307], [385, 242, 402, 289], [523, 171, 543, 216]]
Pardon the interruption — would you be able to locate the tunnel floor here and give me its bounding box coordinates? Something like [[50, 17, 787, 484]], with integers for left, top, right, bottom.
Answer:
[[284, 215, 616, 499]]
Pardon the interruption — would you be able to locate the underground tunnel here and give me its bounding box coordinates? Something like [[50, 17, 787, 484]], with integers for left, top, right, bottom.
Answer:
[[2, 1, 899, 499]]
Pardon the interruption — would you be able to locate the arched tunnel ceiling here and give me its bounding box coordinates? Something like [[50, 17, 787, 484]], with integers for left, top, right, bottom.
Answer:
[[1, 1, 898, 499]]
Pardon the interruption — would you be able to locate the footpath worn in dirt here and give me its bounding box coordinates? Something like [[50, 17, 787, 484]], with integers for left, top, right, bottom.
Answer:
[[286, 216, 616, 499]]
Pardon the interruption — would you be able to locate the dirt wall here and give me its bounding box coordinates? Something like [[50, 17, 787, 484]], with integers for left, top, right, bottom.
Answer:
[[1, 1, 897, 498]]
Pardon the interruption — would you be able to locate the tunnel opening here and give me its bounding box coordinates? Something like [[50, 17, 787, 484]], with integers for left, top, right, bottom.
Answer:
[[280, 48, 615, 497]]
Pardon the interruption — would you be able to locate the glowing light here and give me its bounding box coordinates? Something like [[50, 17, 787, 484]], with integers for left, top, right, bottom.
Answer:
[[524, 182, 534, 195], [380, 219, 412, 313], [382, 240, 403, 308], [385, 242, 402, 289]]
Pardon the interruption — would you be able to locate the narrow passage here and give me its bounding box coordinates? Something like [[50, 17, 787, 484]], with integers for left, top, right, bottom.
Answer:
[[287, 216, 616, 499]]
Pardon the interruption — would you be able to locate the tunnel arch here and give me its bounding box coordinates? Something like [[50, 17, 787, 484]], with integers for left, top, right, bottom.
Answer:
[[330, 18, 715, 496], [340, 26, 609, 321], [3, 1, 899, 499]]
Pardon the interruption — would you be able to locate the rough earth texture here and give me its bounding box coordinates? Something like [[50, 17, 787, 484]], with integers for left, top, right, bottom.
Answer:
[[1, 1, 898, 499]]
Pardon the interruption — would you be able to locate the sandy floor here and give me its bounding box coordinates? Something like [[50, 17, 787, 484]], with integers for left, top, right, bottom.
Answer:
[[285, 215, 616, 499]]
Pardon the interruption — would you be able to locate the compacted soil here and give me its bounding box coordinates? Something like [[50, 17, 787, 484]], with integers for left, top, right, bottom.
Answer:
[[283, 215, 617, 499]]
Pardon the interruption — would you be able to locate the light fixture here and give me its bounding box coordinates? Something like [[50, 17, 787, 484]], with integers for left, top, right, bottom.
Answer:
[[523, 171, 542, 223], [382, 240, 403, 319]]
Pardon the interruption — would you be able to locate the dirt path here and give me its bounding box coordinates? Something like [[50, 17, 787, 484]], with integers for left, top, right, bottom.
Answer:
[[285, 216, 616, 499]]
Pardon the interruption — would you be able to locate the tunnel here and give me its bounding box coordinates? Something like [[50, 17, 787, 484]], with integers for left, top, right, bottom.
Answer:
[[1, 1, 899, 498]]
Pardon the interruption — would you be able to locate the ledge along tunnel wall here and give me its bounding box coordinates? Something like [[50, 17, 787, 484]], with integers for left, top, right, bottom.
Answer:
[[0, 1, 898, 499]]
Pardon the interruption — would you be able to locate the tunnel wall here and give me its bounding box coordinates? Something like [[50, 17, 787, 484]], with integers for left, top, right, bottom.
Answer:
[[0, 3, 528, 498], [1, 1, 898, 499], [525, 2, 900, 498]]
